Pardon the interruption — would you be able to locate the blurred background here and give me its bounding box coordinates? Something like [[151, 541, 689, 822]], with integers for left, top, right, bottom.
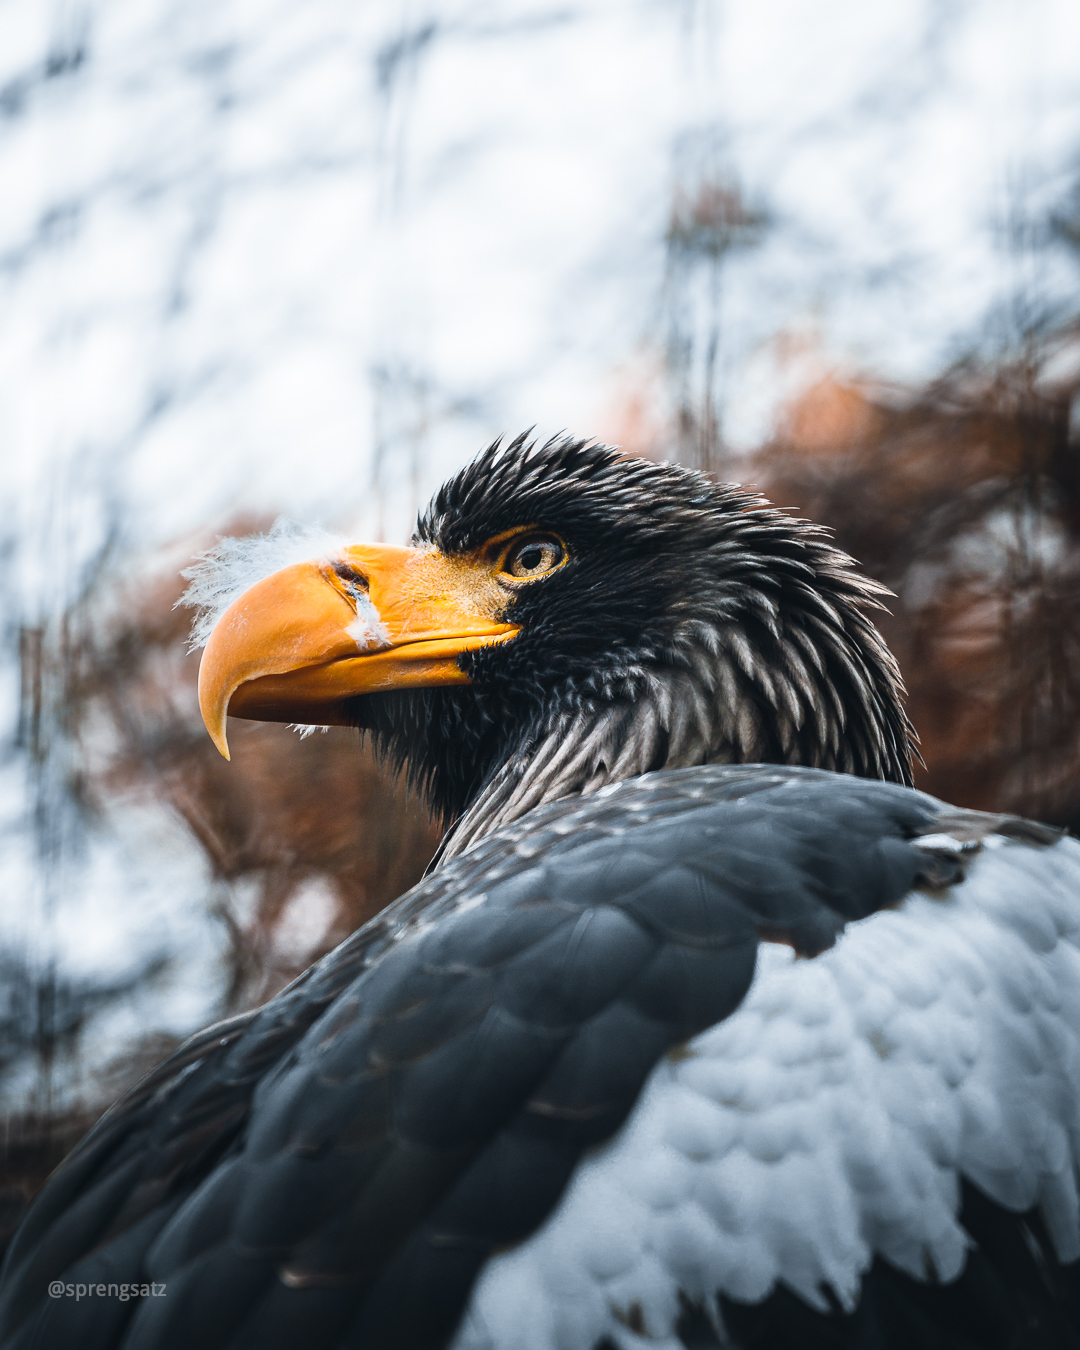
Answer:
[[4, 0, 1080, 1256]]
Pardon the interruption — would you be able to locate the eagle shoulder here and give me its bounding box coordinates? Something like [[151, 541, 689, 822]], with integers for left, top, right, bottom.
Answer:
[[456, 827, 1080, 1350]]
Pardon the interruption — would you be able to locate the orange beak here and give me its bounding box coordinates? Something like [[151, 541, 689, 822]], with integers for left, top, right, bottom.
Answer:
[[197, 543, 519, 759]]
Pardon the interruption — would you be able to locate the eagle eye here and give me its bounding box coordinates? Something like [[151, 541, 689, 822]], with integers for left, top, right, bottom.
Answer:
[[500, 534, 566, 582]]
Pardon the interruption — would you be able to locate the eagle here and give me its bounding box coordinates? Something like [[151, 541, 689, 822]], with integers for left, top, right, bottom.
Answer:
[[2, 434, 1079, 1349]]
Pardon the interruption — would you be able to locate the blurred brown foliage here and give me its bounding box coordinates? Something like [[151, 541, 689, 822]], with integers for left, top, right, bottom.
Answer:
[[1, 529, 442, 1256], [751, 334, 1080, 830]]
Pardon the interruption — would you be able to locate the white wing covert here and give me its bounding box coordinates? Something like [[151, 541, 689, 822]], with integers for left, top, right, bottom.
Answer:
[[457, 833, 1080, 1350]]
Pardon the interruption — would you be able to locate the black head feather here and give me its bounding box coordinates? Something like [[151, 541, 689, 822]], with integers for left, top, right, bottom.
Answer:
[[352, 434, 916, 855]]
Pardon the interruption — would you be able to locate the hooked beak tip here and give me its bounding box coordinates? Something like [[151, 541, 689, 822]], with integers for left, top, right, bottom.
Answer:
[[199, 661, 234, 760], [204, 702, 232, 760]]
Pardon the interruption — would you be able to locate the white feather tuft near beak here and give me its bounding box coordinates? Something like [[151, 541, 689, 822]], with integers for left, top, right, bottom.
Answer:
[[178, 519, 349, 650]]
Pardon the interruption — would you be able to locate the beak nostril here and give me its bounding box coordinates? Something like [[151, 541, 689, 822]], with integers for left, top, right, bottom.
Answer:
[[331, 560, 369, 593]]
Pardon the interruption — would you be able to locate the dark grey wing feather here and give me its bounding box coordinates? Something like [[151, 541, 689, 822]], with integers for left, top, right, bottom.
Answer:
[[0, 766, 943, 1350]]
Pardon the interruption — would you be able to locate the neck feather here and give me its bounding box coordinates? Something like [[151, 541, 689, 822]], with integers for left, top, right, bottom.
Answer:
[[435, 615, 913, 864]]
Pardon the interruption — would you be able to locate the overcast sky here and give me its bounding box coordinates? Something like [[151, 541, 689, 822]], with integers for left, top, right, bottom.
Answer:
[[6, 0, 1080, 567]]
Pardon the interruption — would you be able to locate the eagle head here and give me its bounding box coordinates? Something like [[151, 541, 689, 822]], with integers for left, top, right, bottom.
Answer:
[[193, 434, 915, 856]]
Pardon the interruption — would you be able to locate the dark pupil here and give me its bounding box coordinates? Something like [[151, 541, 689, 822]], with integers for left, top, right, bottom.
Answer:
[[520, 546, 543, 571]]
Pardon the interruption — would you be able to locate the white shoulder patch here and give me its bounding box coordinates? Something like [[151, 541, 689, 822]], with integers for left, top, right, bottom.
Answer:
[[454, 835, 1080, 1350]]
